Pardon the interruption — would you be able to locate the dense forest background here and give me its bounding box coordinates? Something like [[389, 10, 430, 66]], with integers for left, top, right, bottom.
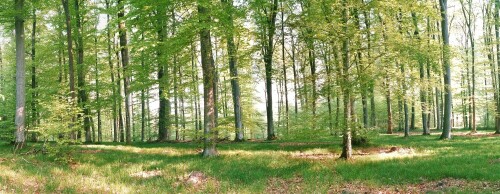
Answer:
[[0, 0, 499, 158]]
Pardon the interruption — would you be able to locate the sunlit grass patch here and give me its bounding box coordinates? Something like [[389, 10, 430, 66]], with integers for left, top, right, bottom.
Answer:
[[0, 132, 498, 193]]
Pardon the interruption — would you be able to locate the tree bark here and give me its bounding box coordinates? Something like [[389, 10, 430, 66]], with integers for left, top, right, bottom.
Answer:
[[105, 0, 118, 142], [62, 0, 77, 140], [14, 0, 26, 150], [222, 0, 244, 141], [198, 0, 218, 157], [340, 0, 352, 160], [157, 6, 171, 142], [30, 4, 37, 142], [495, 0, 500, 134], [264, 0, 279, 140], [439, 0, 452, 139], [412, 13, 430, 135], [117, 0, 132, 143]]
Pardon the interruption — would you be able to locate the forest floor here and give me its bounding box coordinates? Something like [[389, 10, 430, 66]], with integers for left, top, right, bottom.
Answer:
[[0, 128, 499, 193]]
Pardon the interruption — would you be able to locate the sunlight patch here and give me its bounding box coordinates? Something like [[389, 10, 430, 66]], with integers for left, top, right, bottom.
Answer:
[[130, 170, 162, 179]]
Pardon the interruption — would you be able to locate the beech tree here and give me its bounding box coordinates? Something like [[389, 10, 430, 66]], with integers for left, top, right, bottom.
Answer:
[[14, 0, 26, 150]]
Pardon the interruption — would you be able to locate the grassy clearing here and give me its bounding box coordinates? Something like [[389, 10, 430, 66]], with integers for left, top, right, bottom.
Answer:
[[0, 129, 499, 193]]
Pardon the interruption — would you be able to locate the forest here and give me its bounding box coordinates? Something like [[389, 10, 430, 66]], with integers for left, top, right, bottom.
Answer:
[[0, 0, 499, 193]]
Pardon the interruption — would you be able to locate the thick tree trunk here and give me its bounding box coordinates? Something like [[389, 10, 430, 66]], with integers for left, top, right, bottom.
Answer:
[[157, 6, 171, 142], [15, 0, 26, 150], [74, 0, 92, 143], [439, 0, 452, 139], [199, 1, 218, 157]]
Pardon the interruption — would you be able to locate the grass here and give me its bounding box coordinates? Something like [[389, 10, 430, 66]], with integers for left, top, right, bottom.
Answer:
[[0, 129, 499, 193]]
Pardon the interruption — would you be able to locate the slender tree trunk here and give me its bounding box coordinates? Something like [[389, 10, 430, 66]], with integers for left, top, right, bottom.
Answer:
[[386, 80, 393, 134], [140, 34, 146, 142], [264, 0, 279, 140], [399, 62, 409, 137], [340, 0, 352, 160], [440, 0, 452, 139], [280, 0, 289, 134], [117, 0, 132, 143], [222, 1, 245, 140], [62, 0, 77, 140], [30, 5, 37, 142], [460, 0, 476, 133], [14, 0, 26, 150], [291, 34, 299, 115], [413, 13, 430, 135], [94, 27, 102, 143], [105, 0, 118, 142], [495, 0, 500, 134]]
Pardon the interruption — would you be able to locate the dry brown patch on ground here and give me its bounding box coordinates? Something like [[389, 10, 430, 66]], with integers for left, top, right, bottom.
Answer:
[[266, 175, 304, 194], [328, 178, 500, 193], [279, 142, 331, 147], [292, 152, 337, 160], [173, 171, 220, 192]]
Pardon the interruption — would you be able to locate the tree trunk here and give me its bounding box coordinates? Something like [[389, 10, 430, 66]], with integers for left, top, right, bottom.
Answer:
[[140, 34, 146, 142], [199, 0, 218, 157], [439, 0, 452, 139], [386, 80, 393, 134], [413, 13, 430, 135], [14, 0, 26, 150], [105, 0, 118, 142], [62, 0, 77, 140], [30, 5, 37, 142], [340, 0, 352, 160], [73, 0, 92, 143], [157, 6, 171, 142], [221, 0, 244, 141], [264, 0, 279, 140], [117, 0, 132, 144], [280, 0, 289, 134], [495, 0, 500, 134], [115, 49, 124, 142], [94, 27, 102, 143], [291, 34, 299, 115]]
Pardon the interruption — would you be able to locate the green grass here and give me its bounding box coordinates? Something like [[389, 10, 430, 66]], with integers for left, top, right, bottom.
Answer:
[[0, 129, 499, 193]]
